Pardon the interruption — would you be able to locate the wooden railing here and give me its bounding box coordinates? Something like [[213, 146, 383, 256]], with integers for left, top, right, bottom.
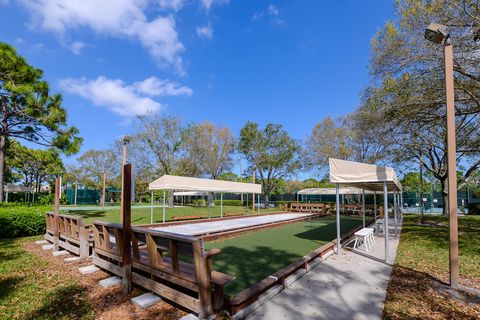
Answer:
[[92, 221, 234, 319], [45, 212, 91, 258], [290, 203, 328, 214]]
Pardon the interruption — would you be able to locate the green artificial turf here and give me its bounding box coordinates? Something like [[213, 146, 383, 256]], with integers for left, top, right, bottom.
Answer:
[[63, 205, 279, 225], [205, 215, 366, 296]]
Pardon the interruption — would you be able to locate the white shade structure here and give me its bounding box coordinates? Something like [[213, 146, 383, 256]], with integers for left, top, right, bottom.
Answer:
[[5, 183, 35, 203], [149, 175, 262, 194], [148, 175, 262, 223], [329, 158, 402, 262]]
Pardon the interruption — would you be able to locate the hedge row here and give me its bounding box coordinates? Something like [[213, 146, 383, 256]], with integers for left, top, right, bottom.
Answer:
[[0, 206, 48, 239], [468, 203, 480, 215]]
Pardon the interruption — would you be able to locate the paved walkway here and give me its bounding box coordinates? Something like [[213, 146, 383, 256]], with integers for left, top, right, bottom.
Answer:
[[152, 213, 311, 236], [248, 226, 401, 320]]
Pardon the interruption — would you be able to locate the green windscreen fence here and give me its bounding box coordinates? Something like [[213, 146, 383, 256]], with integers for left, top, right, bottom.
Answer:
[[66, 188, 100, 205]]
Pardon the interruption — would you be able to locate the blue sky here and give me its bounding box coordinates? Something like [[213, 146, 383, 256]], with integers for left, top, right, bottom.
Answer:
[[0, 0, 395, 170]]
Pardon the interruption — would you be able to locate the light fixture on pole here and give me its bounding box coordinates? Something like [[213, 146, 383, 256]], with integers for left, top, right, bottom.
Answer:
[[424, 23, 459, 289], [120, 135, 131, 223]]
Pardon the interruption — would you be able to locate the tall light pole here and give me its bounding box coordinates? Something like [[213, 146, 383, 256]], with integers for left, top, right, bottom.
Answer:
[[120, 135, 131, 223], [425, 23, 459, 289]]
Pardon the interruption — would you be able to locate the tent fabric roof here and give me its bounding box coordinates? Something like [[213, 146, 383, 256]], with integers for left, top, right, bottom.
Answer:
[[5, 183, 34, 193], [149, 175, 262, 194], [173, 191, 208, 196], [329, 158, 401, 192], [297, 187, 374, 195]]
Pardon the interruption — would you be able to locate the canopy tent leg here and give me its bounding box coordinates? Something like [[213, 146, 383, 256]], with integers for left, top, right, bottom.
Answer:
[[208, 193, 211, 219], [373, 191, 377, 222], [362, 189, 366, 228], [220, 193, 223, 218], [150, 190, 154, 224], [393, 192, 398, 235], [162, 191, 166, 223], [384, 181, 389, 263], [336, 184, 341, 254]]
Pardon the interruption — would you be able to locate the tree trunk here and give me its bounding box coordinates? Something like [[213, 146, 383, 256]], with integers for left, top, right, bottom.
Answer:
[[0, 134, 5, 203], [264, 193, 270, 207], [419, 153, 424, 222], [440, 177, 448, 216]]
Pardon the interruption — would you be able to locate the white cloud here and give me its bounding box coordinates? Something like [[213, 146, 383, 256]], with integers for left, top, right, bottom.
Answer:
[[159, 0, 183, 11], [69, 41, 89, 55], [201, 0, 228, 11], [133, 76, 193, 96], [20, 0, 185, 73], [59, 76, 192, 117], [196, 24, 213, 39], [252, 4, 286, 28]]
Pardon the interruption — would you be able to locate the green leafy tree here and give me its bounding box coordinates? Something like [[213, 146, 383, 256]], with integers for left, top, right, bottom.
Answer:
[[0, 43, 82, 201], [358, 0, 480, 214], [238, 122, 302, 206], [8, 140, 64, 192]]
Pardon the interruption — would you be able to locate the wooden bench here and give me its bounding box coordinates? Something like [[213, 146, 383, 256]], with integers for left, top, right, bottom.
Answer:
[[172, 215, 203, 221], [92, 221, 235, 318], [45, 212, 91, 258], [290, 203, 327, 215]]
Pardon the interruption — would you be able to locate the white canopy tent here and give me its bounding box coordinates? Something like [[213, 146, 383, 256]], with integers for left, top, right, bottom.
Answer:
[[5, 183, 35, 203], [148, 175, 262, 223], [329, 158, 402, 262]]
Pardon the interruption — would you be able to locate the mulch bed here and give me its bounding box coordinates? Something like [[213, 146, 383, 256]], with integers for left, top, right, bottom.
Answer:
[[383, 266, 480, 320], [25, 241, 187, 320]]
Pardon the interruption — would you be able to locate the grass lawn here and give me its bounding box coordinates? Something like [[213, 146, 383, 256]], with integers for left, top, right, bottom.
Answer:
[[383, 214, 480, 319], [0, 236, 94, 320], [205, 215, 366, 296], [63, 205, 279, 225]]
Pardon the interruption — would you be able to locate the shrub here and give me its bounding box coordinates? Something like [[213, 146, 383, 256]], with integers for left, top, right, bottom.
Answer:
[[468, 203, 480, 215], [0, 206, 48, 238], [213, 199, 243, 206]]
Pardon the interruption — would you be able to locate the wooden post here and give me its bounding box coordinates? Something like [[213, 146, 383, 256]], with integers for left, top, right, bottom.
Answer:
[[193, 240, 213, 319], [53, 177, 61, 251], [122, 164, 132, 295]]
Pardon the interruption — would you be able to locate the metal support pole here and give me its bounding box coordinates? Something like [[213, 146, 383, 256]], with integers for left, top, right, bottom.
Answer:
[[393, 192, 398, 235], [150, 190, 154, 224], [208, 193, 211, 219], [336, 184, 341, 254], [374, 191, 377, 221], [102, 173, 106, 209], [444, 42, 459, 289], [74, 181, 78, 207], [384, 181, 389, 263], [362, 189, 365, 228], [162, 191, 166, 223]]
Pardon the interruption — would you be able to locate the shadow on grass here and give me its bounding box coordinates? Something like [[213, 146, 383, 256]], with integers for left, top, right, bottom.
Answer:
[[67, 210, 107, 220], [384, 265, 480, 319], [212, 246, 300, 296], [23, 284, 94, 320], [0, 276, 24, 301], [294, 217, 365, 243]]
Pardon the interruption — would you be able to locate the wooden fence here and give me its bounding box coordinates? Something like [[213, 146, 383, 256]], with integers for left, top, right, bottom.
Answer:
[[45, 212, 91, 258], [92, 221, 234, 319]]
